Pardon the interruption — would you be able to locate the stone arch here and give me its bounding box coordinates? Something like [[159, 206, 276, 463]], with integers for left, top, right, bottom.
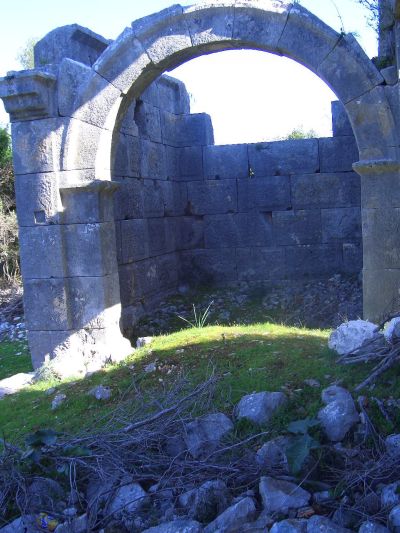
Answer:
[[2, 0, 400, 374]]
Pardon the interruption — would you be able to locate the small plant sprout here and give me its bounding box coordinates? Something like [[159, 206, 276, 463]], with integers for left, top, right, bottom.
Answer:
[[177, 301, 214, 328]]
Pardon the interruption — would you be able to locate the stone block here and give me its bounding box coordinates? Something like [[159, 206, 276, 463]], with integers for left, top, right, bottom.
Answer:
[[284, 244, 343, 279], [157, 252, 180, 291], [360, 168, 400, 209], [24, 278, 70, 331], [187, 180, 237, 215], [180, 249, 237, 285], [161, 112, 214, 147], [362, 207, 400, 270], [157, 75, 190, 115], [179, 146, 204, 178], [278, 4, 340, 72], [19, 225, 64, 279], [273, 210, 322, 245], [248, 140, 319, 177], [113, 178, 144, 220], [148, 218, 168, 256], [60, 178, 118, 224], [204, 213, 274, 248], [119, 99, 139, 137], [363, 268, 400, 322], [140, 140, 167, 179], [186, 3, 234, 46], [131, 5, 192, 67], [113, 133, 141, 177], [165, 145, 179, 177], [58, 59, 91, 119], [159, 180, 188, 216], [331, 101, 353, 137], [27, 329, 71, 369], [291, 173, 360, 209], [236, 247, 286, 281], [120, 219, 149, 263], [345, 86, 397, 160], [143, 179, 164, 217], [11, 118, 67, 174], [178, 216, 204, 250], [234, 1, 290, 51], [318, 34, 384, 104], [15, 173, 61, 226], [319, 136, 358, 173], [321, 207, 361, 243], [134, 100, 162, 143], [237, 176, 291, 211], [64, 222, 117, 277], [343, 243, 363, 273], [34, 24, 110, 67], [203, 144, 249, 179], [118, 263, 136, 306], [93, 27, 152, 94]]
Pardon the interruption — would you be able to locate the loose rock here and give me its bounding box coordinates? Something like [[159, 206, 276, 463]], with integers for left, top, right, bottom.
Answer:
[[306, 515, 352, 532], [318, 386, 359, 442], [235, 391, 287, 426], [142, 520, 203, 533], [270, 519, 307, 532], [88, 385, 111, 400], [328, 320, 378, 355], [108, 482, 148, 516], [358, 521, 390, 532], [203, 497, 256, 533], [259, 476, 311, 514], [389, 504, 400, 532], [51, 393, 67, 410], [184, 413, 233, 459]]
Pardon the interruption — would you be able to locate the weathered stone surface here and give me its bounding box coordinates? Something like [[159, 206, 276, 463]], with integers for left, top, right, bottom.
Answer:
[[358, 521, 390, 533], [179, 146, 204, 178], [157, 75, 190, 115], [319, 136, 358, 173], [34, 24, 110, 67], [203, 497, 257, 533], [135, 100, 162, 142], [185, 3, 234, 46], [113, 132, 141, 177], [236, 247, 286, 281], [270, 519, 307, 533], [363, 268, 400, 323], [331, 101, 353, 137], [235, 391, 287, 426], [385, 434, 400, 456], [388, 504, 400, 532], [179, 479, 231, 522], [237, 176, 291, 211], [319, 34, 384, 104], [328, 320, 378, 355], [318, 386, 359, 442], [259, 477, 311, 514], [0, 373, 35, 400], [184, 413, 234, 459], [256, 436, 289, 473], [88, 385, 111, 400], [248, 140, 319, 177], [306, 515, 352, 532], [54, 514, 88, 533], [203, 144, 248, 179], [108, 482, 147, 516], [120, 219, 149, 263], [273, 210, 321, 246], [161, 112, 214, 147], [363, 207, 400, 270], [321, 207, 361, 243], [188, 180, 237, 215], [94, 27, 152, 94], [343, 243, 363, 273], [14, 173, 60, 227], [140, 139, 167, 179], [204, 213, 274, 249], [284, 244, 343, 279], [142, 521, 203, 533], [381, 481, 400, 509], [291, 173, 360, 209], [278, 4, 340, 73]]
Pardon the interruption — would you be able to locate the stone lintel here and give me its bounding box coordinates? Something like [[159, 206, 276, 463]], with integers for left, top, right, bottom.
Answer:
[[353, 158, 400, 176]]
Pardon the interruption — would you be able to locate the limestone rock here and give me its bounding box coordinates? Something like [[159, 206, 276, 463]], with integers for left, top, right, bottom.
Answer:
[[0, 372, 35, 399], [358, 521, 390, 532], [108, 482, 148, 516], [381, 481, 400, 509], [88, 385, 111, 400], [184, 413, 233, 459], [318, 386, 359, 442], [137, 336, 153, 348], [256, 436, 289, 472], [203, 497, 256, 533], [241, 510, 274, 532], [27, 478, 65, 512], [385, 434, 400, 456], [235, 391, 287, 426], [270, 519, 307, 532], [384, 317, 400, 343], [54, 514, 88, 533], [142, 520, 203, 533], [259, 477, 311, 514], [179, 479, 231, 522], [328, 320, 378, 355], [52, 393, 67, 410], [389, 504, 400, 532], [306, 515, 352, 532], [0, 517, 36, 533]]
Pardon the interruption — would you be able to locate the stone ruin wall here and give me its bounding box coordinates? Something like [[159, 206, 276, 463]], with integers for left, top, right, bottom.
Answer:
[[114, 76, 361, 335]]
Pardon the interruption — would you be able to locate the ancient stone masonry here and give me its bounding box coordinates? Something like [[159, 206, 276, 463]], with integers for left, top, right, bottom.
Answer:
[[1, 1, 400, 372]]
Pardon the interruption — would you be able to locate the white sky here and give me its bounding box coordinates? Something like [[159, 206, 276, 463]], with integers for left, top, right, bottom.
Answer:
[[0, 0, 378, 144]]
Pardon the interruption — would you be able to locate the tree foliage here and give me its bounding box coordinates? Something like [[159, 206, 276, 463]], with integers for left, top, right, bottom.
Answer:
[[16, 37, 37, 70]]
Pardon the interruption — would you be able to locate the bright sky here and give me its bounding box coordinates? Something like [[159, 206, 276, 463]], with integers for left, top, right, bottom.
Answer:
[[0, 0, 377, 144]]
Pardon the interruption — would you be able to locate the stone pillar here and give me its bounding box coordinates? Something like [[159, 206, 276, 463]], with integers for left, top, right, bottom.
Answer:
[[0, 69, 132, 377], [354, 159, 400, 322]]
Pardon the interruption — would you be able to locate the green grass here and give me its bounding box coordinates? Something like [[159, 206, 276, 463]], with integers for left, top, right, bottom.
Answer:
[[1, 321, 400, 446], [0, 340, 32, 380]]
